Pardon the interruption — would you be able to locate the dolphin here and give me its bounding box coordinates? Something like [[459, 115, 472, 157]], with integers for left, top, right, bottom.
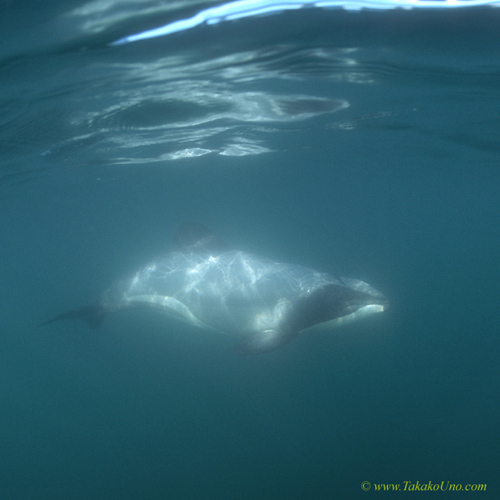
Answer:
[[40, 223, 388, 354]]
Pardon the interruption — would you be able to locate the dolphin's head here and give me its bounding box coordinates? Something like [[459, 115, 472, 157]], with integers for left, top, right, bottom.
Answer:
[[291, 278, 388, 333], [331, 278, 389, 326], [333, 277, 389, 323]]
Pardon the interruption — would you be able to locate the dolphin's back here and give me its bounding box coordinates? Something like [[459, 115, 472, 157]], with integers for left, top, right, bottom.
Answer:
[[106, 249, 338, 336]]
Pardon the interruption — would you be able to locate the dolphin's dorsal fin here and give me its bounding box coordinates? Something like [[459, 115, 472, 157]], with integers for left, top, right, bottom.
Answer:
[[174, 222, 228, 254]]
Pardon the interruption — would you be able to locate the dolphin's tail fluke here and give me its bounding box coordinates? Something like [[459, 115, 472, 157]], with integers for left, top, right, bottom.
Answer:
[[38, 304, 106, 329]]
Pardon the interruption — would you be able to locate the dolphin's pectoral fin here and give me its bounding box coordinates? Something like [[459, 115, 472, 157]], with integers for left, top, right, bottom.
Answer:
[[38, 304, 105, 329], [235, 329, 298, 355]]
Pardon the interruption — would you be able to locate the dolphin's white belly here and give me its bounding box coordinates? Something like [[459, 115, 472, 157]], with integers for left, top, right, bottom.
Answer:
[[102, 250, 339, 336]]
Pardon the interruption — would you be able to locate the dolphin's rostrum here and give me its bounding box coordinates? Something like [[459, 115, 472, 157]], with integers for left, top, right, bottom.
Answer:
[[40, 223, 388, 354]]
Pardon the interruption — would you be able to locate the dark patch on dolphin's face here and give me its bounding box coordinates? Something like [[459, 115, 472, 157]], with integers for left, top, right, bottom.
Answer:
[[285, 284, 387, 334]]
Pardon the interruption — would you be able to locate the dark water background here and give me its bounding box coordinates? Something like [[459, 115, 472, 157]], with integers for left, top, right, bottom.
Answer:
[[1, 1, 499, 498]]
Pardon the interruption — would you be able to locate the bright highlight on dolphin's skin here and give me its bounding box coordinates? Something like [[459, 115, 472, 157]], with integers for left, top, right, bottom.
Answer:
[[39, 223, 388, 355], [111, 0, 500, 45]]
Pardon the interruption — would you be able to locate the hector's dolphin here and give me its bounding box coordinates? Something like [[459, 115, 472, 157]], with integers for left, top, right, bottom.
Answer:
[[40, 223, 388, 354]]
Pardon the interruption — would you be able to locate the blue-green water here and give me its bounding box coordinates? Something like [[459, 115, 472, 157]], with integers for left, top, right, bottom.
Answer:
[[1, 1, 499, 499]]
